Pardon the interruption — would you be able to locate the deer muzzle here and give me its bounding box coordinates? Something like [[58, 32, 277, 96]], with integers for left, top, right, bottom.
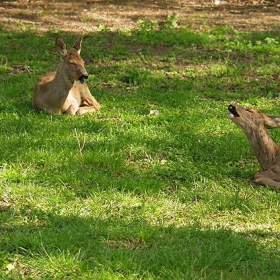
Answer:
[[78, 74, 88, 84], [228, 105, 239, 118]]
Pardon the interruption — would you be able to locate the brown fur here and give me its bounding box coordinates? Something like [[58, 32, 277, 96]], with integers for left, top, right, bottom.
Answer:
[[228, 104, 280, 192], [33, 36, 101, 115]]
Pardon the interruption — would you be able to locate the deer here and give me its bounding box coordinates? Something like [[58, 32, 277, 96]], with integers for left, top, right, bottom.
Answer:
[[33, 36, 101, 115], [228, 104, 280, 192]]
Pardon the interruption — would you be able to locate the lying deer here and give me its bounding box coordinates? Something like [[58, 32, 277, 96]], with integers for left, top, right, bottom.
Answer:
[[33, 36, 101, 115], [228, 104, 280, 191]]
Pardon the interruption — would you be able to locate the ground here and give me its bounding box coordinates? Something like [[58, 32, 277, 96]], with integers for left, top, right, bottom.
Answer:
[[0, 0, 279, 33]]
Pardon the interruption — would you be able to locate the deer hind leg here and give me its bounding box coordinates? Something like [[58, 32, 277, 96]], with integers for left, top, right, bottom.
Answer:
[[254, 170, 280, 192]]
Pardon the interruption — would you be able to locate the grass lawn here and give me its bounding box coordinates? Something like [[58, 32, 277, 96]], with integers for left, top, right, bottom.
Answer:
[[0, 15, 280, 279]]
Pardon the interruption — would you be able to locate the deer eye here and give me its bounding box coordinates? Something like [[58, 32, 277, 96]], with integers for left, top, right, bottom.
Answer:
[[69, 60, 76, 65]]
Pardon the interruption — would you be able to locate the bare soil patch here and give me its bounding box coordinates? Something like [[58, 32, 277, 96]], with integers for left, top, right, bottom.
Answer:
[[0, 0, 279, 33]]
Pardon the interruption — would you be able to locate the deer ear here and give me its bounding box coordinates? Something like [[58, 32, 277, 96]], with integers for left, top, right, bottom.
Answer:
[[72, 37, 82, 54], [264, 115, 280, 129], [56, 36, 67, 57]]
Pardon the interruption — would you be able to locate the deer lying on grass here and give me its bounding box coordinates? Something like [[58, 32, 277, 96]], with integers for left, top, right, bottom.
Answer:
[[228, 104, 280, 192], [33, 36, 101, 115]]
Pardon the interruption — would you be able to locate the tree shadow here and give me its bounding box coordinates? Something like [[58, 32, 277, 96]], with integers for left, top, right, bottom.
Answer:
[[1, 206, 279, 278]]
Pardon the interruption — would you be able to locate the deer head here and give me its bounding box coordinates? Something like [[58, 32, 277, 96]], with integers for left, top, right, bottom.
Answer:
[[55, 36, 88, 84], [228, 105, 280, 132]]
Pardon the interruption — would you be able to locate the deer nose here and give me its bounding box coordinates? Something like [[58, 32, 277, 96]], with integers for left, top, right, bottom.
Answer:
[[228, 105, 239, 117], [78, 74, 88, 84]]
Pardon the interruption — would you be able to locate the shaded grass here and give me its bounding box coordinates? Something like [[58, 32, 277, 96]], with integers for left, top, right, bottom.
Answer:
[[0, 18, 280, 279]]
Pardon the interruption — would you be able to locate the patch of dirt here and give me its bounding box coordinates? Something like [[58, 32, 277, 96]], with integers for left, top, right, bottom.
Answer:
[[0, 0, 279, 33]]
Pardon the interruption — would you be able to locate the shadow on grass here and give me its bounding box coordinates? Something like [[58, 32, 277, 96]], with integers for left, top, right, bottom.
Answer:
[[0, 100, 256, 193], [1, 206, 279, 279]]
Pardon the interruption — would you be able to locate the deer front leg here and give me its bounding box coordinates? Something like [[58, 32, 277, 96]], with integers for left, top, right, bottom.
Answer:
[[254, 170, 280, 192], [78, 84, 101, 110], [76, 106, 97, 115], [82, 95, 101, 110]]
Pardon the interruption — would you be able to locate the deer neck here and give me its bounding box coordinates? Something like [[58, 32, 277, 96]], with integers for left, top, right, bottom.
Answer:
[[52, 62, 74, 102], [247, 128, 280, 170]]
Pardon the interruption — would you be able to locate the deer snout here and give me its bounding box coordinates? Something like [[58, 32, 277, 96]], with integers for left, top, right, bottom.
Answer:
[[81, 73, 88, 80], [78, 73, 88, 84], [228, 105, 239, 117]]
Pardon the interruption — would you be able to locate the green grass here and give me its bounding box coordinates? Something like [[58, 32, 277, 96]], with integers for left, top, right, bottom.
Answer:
[[0, 17, 280, 279]]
